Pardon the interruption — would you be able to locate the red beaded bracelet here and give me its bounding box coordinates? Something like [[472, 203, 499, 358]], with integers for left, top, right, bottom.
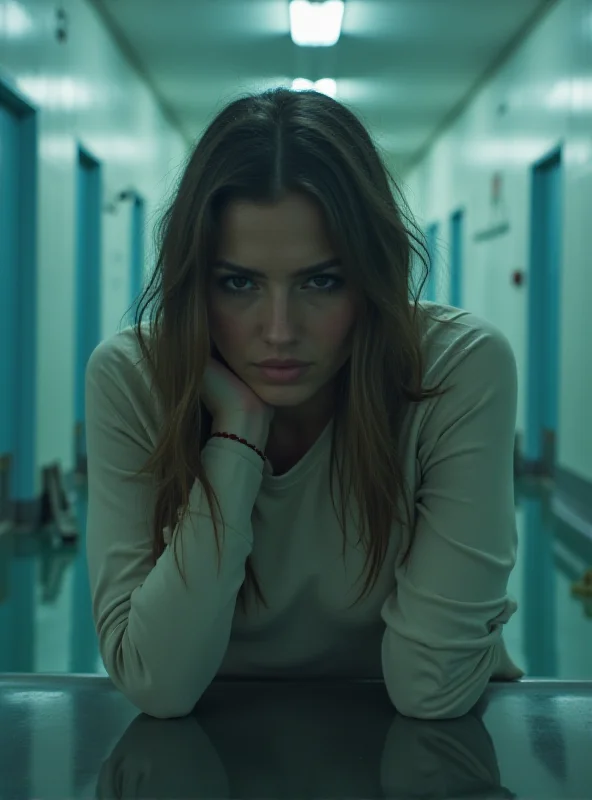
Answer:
[[211, 431, 267, 462]]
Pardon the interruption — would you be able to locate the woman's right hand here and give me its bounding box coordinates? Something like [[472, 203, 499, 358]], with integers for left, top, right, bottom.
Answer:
[[201, 356, 275, 428]]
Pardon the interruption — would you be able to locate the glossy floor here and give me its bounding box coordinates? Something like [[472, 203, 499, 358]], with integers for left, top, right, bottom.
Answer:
[[0, 477, 591, 677]]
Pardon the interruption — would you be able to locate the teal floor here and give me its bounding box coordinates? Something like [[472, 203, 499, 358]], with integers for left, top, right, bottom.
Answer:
[[0, 478, 591, 677]]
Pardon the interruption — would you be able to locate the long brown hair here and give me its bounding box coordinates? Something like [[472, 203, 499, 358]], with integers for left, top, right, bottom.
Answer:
[[127, 87, 452, 613]]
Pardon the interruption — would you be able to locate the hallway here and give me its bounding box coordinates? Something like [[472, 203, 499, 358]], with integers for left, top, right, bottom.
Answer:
[[0, 478, 590, 678]]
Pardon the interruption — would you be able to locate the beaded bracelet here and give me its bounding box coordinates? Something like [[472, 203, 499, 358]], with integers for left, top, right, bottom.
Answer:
[[211, 431, 267, 462]]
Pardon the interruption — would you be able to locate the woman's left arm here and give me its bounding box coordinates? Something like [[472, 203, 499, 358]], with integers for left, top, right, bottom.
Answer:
[[381, 324, 524, 720]]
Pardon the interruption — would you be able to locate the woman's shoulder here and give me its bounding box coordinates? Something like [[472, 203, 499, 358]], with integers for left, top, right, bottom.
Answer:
[[417, 301, 515, 385], [87, 322, 151, 383], [86, 322, 159, 422]]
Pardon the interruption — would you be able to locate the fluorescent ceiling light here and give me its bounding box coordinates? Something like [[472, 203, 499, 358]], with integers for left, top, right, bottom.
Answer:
[[289, 0, 345, 47], [0, 1, 33, 37], [291, 78, 337, 98]]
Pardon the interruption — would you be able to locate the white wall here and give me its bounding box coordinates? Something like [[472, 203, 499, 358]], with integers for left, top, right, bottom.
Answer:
[[0, 0, 187, 494], [402, 0, 592, 485]]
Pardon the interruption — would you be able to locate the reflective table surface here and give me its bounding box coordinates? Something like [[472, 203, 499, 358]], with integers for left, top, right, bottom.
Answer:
[[0, 675, 590, 799]]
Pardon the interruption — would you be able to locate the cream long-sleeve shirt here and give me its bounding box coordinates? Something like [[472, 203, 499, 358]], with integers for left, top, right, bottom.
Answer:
[[85, 302, 524, 720]]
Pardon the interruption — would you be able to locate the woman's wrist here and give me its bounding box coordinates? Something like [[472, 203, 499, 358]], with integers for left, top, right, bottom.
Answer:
[[212, 414, 271, 455]]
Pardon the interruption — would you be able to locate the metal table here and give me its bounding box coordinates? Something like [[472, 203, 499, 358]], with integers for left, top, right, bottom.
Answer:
[[0, 675, 590, 799]]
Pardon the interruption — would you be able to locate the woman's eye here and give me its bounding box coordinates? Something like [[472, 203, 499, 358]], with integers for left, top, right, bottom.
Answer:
[[223, 276, 250, 291], [218, 275, 343, 294]]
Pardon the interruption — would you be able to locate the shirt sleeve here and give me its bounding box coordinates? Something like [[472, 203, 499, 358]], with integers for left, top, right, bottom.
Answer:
[[85, 339, 265, 718], [380, 323, 524, 720]]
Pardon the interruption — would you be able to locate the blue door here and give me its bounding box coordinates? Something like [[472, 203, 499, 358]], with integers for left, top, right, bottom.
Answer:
[[449, 209, 464, 308], [0, 84, 38, 529], [521, 497, 557, 676], [425, 223, 438, 302], [128, 193, 146, 325], [525, 148, 562, 474], [0, 103, 19, 526], [74, 147, 102, 473]]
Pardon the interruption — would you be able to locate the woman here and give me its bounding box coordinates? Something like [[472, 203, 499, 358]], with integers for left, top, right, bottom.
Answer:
[[85, 87, 523, 721]]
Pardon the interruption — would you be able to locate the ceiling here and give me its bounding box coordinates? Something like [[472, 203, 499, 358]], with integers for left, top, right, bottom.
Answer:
[[91, 0, 557, 175]]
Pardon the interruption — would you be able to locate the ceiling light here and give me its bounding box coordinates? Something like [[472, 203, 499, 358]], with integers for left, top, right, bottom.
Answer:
[[291, 78, 337, 98], [0, 1, 33, 37], [289, 0, 345, 47]]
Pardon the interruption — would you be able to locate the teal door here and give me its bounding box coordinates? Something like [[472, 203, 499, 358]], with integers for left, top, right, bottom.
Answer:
[[129, 193, 146, 325], [425, 223, 438, 302], [449, 209, 464, 308], [0, 103, 19, 526], [525, 148, 563, 475], [74, 147, 102, 473], [0, 81, 38, 529], [521, 497, 557, 676], [0, 80, 37, 674]]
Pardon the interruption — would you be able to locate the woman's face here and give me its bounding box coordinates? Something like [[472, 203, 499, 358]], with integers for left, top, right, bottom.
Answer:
[[207, 191, 359, 429]]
